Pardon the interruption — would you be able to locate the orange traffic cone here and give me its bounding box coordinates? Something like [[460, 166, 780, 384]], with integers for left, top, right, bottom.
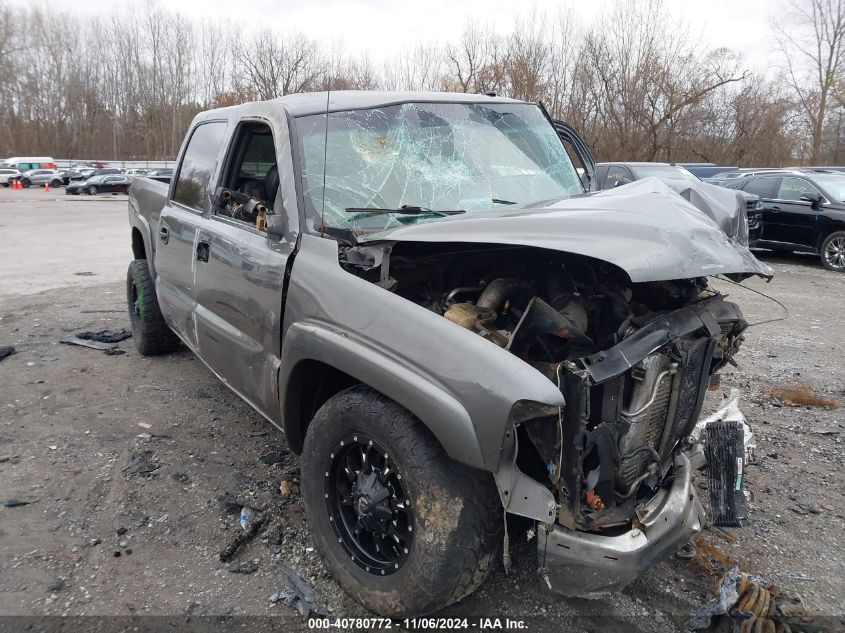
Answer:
[[13, 179, 20, 190], [44, 182, 50, 192]]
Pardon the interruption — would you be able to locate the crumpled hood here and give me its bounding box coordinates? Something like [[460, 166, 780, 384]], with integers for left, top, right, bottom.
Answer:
[[360, 177, 773, 283]]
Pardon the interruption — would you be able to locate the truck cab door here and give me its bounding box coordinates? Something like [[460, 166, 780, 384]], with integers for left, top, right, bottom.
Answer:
[[192, 115, 300, 422], [552, 119, 597, 191], [154, 121, 229, 350]]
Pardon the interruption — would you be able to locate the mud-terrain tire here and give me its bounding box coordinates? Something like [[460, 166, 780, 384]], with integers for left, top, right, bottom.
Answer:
[[302, 386, 500, 617], [126, 259, 180, 355], [820, 231, 845, 272]]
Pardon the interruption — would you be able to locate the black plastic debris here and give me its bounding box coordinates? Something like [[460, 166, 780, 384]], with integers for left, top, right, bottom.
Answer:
[[103, 348, 126, 356], [47, 577, 67, 592], [77, 329, 132, 343], [122, 452, 159, 477], [4, 498, 36, 508], [229, 560, 259, 574], [260, 451, 286, 466], [705, 421, 748, 527], [271, 563, 328, 617], [60, 337, 118, 351], [220, 512, 266, 562], [0, 346, 15, 361]]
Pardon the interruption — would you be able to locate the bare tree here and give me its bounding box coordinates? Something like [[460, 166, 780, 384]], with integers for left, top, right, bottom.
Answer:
[[774, 0, 845, 163]]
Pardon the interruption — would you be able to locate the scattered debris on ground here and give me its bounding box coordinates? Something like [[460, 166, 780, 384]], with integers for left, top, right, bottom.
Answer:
[[229, 559, 259, 574], [690, 566, 827, 632], [0, 345, 15, 361], [122, 452, 160, 477], [271, 563, 328, 618], [220, 512, 267, 562], [76, 328, 132, 343], [4, 499, 37, 508]]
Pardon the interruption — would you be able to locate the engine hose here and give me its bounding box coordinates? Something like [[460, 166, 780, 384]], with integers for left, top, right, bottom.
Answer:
[[621, 369, 675, 417]]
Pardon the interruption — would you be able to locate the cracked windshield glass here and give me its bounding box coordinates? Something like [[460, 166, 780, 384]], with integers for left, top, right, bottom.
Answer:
[[296, 102, 584, 234]]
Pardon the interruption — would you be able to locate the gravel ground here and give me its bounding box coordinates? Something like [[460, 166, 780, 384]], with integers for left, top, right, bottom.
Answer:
[[0, 188, 843, 632]]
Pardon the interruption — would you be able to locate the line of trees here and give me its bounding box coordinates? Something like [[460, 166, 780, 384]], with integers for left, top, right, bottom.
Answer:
[[1, 0, 844, 165]]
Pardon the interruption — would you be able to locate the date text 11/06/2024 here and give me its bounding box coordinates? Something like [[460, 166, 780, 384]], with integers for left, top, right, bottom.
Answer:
[[307, 617, 528, 630]]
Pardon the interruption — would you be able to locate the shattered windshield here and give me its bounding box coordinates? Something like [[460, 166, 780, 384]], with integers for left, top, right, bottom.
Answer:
[[295, 102, 583, 234]]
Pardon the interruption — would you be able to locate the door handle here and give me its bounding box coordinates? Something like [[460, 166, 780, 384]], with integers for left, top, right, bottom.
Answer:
[[159, 225, 170, 243], [196, 240, 210, 263], [771, 206, 781, 212]]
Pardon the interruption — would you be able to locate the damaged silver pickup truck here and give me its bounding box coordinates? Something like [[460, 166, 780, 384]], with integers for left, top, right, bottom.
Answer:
[[126, 91, 772, 617]]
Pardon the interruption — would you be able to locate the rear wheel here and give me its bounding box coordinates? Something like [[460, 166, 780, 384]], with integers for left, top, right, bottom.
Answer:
[[126, 259, 180, 355], [50, 179, 62, 188], [821, 231, 845, 272], [302, 387, 500, 617]]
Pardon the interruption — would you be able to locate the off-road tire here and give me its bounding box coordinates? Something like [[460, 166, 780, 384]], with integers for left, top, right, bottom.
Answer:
[[302, 386, 501, 617], [820, 231, 845, 272], [126, 259, 180, 355]]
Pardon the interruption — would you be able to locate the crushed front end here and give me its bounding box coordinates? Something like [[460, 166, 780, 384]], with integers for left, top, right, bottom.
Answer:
[[531, 294, 746, 596], [343, 241, 750, 597]]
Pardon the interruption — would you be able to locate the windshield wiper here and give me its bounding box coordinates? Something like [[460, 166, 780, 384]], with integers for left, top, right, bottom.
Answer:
[[345, 205, 465, 217], [492, 198, 516, 205]]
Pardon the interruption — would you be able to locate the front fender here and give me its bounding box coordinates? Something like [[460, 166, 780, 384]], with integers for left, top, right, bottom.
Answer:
[[280, 321, 486, 469], [280, 234, 567, 472]]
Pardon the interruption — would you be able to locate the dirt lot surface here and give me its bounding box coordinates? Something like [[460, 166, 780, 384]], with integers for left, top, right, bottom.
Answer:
[[0, 187, 843, 632]]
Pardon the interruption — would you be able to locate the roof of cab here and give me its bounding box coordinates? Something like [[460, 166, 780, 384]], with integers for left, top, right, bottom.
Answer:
[[198, 90, 527, 120]]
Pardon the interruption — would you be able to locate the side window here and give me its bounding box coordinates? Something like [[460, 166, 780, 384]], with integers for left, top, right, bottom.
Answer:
[[217, 121, 279, 231], [741, 177, 778, 199], [172, 121, 228, 212], [776, 177, 820, 201], [606, 165, 630, 185]]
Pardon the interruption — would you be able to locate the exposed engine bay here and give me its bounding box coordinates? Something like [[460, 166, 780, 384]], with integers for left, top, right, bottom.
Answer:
[[342, 241, 748, 532]]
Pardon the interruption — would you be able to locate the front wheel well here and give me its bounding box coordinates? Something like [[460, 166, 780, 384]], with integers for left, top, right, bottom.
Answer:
[[131, 227, 146, 260], [283, 360, 361, 454]]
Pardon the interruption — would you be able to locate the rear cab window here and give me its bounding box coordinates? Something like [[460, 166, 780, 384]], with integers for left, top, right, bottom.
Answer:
[[172, 121, 228, 213]]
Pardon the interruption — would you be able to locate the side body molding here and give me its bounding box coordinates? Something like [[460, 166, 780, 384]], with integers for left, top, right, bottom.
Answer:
[[279, 321, 485, 469]]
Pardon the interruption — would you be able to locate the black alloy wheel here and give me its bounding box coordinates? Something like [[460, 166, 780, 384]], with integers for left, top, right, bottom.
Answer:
[[326, 433, 413, 575]]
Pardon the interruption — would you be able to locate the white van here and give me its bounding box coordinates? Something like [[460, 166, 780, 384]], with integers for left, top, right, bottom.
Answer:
[[0, 156, 57, 171]]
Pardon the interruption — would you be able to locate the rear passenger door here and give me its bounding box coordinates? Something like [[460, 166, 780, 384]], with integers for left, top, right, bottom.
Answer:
[[192, 117, 299, 421], [154, 120, 229, 350], [767, 177, 823, 248]]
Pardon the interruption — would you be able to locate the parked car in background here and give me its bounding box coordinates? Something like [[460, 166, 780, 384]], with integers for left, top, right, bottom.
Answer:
[[726, 172, 845, 271], [677, 163, 739, 180], [705, 168, 794, 186], [18, 169, 62, 188], [125, 168, 151, 176], [0, 156, 56, 171], [595, 162, 699, 189], [65, 174, 132, 195], [143, 168, 173, 183], [0, 168, 21, 186]]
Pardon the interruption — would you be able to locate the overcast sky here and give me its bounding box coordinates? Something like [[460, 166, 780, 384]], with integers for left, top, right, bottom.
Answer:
[[48, 0, 778, 73]]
